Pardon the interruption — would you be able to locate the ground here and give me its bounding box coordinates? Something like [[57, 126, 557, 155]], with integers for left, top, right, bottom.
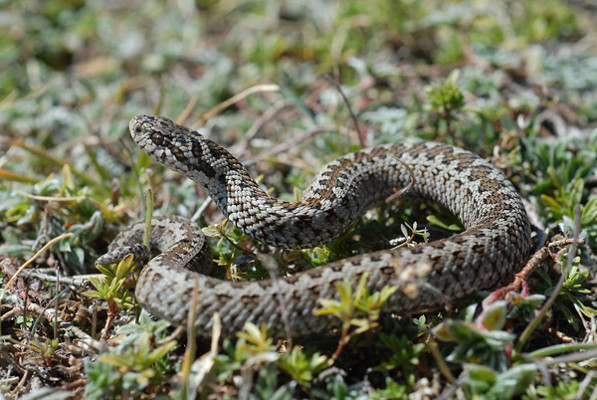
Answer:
[[1, 0, 597, 399]]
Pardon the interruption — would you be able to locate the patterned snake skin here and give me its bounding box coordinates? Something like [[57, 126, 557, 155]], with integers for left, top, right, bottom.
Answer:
[[96, 114, 532, 338]]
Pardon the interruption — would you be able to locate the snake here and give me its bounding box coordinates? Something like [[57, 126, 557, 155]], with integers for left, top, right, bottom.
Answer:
[[96, 114, 532, 338]]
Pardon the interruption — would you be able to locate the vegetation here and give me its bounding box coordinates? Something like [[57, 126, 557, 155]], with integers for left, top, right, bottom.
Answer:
[[1, 0, 596, 398]]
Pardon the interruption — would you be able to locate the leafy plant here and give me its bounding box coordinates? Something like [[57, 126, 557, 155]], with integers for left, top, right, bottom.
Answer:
[[312, 374, 372, 400], [314, 271, 397, 359], [371, 378, 409, 400], [390, 222, 431, 248], [202, 219, 266, 280], [253, 363, 297, 400], [524, 380, 581, 400], [84, 313, 177, 399], [378, 333, 425, 387], [465, 363, 537, 400], [433, 301, 514, 371], [425, 70, 465, 138], [212, 323, 281, 393], [98, 332, 176, 386], [278, 346, 329, 386], [30, 338, 60, 367], [237, 322, 277, 355], [83, 253, 138, 337], [535, 248, 597, 331]]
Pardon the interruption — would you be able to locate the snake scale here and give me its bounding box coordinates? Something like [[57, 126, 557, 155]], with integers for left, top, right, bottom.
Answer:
[[96, 114, 532, 338]]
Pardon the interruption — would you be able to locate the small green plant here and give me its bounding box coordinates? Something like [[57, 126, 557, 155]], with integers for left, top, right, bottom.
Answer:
[[84, 312, 176, 399], [202, 219, 265, 279], [314, 271, 397, 359], [237, 322, 277, 355], [278, 346, 329, 386], [311, 373, 372, 400], [378, 333, 425, 387], [30, 338, 60, 367], [213, 340, 248, 382], [433, 301, 514, 371], [97, 332, 176, 386], [253, 363, 297, 400], [0, 173, 107, 270], [508, 293, 546, 321], [84, 253, 137, 307], [212, 323, 280, 394], [212, 323, 275, 384], [426, 214, 463, 232], [299, 245, 333, 268], [15, 315, 34, 331], [390, 222, 430, 248], [433, 302, 542, 399], [522, 132, 597, 248], [83, 254, 138, 337], [213, 322, 329, 392], [371, 378, 409, 400], [425, 69, 465, 138], [465, 363, 537, 400], [535, 247, 597, 331], [524, 380, 581, 400], [540, 178, 597, 248]]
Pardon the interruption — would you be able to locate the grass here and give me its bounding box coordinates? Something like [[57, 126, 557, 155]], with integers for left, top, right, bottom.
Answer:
[[1, 0, 597, 398]]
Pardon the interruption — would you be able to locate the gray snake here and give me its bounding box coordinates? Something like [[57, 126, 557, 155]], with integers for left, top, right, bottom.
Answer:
[[96, 114, 532, 338]]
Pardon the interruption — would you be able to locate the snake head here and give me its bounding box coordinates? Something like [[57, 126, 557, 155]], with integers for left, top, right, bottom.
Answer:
[[129, 114, 212, 175], [128, 114, 246, 200]]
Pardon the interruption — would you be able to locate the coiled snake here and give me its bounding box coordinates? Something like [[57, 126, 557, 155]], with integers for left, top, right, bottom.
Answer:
[[97, 114, 532, 338]]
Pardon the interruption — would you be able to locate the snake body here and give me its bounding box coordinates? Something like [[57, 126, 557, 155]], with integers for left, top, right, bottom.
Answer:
[[97, 115, 532, 338]]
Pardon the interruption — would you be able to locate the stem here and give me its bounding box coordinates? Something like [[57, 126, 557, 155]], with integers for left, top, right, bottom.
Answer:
[[514, 205, 582, 355], [331, 323, 351, 361]]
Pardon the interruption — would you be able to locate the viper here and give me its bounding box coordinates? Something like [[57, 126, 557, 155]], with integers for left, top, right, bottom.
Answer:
[[97, 114, 532, 338]]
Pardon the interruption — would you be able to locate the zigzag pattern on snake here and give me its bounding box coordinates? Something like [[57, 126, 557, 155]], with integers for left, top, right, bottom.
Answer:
[[96, 114, 532, 338]]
